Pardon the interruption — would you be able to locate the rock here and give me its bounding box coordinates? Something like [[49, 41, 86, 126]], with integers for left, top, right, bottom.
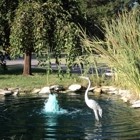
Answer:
[[105, 72, 115, 76], [31, 88, 41, 94], [50, 85, 59, 90], [118, 89, 130, 95], [120, 96, 128, 103], [132, 103, 140, 108], [12, 88, 19, 96], [107, 90, 118, 94], [0, 89, 13, 96], [118, 90, 132, 103], [101, 86, 117, 93], [50, 85, 65, 92], [89, 87, 97, 91], [38, 87, 50, 94], [131, 100, 140, 108], [60, 90, 71, 93], [131, 100, 140, 104], [68, 84, 81, 91], [94, 87, 102, 94]]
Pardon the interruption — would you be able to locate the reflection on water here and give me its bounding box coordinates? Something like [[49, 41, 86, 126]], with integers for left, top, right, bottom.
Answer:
[[45, 114, 58, 139], [84, 121, 102, 140], [0, 94, 140, 140]]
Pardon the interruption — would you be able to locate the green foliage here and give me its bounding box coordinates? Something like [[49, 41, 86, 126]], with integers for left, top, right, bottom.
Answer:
[[82, 8, 140, 95], [0, 0, 19, 49], [10, 1, 47, 58], [39, 1, 82, 79], [77, 0, 132, 39], [0, 50, 6, 70], [6, 0, 137, 83], [10, 0, 82, 80]]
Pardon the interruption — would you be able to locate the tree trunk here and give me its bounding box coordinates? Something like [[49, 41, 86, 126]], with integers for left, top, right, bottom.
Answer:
[[23, 51, 32, 75]]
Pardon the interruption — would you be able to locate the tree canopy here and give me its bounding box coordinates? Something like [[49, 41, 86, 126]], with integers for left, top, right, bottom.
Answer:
[[10, 0, 82, 76], [0, 0, 138, 76]]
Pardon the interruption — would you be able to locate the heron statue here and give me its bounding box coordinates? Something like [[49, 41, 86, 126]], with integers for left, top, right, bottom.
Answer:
[[79, 76, 102, 121]]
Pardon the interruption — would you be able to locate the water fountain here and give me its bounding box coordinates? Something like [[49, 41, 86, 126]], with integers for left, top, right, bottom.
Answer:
[[43, 93, 67, 113]]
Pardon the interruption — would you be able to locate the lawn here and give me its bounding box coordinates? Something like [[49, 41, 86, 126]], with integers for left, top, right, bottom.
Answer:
[[0, 55, 111, 91]]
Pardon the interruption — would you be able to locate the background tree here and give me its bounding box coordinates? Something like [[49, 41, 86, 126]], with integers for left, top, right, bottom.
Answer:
[[10, 0, 83, 77], [4, 0, 137, 77], [0, 0, 19, 69], [10, 0, 49, 75], [38, 1, 83, 79], [77, 0, 131, 38]]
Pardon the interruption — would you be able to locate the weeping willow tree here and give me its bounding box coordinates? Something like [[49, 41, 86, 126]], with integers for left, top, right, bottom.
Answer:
[[82, 7, 140, 95], [41, 2, 82, 80], [10, 0, 82, 79], [10, 0, 48, 75]]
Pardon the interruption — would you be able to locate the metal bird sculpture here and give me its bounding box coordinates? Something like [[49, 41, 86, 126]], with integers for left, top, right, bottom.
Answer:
[[79, 76, 102, 121]]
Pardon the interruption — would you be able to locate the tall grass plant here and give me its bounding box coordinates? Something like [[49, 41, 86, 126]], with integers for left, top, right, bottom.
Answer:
[[82, 8, 140, 96]]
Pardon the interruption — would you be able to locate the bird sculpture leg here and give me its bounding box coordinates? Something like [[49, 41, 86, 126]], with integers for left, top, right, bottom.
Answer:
[[98, 108, 102, 118], [93, 109, 99, 121]]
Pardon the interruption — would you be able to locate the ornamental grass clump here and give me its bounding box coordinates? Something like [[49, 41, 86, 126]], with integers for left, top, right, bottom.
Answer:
[[82, 8, 140, 96]]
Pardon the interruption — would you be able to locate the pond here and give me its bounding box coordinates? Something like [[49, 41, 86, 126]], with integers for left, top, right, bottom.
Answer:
[[0, 93, 140, 140]]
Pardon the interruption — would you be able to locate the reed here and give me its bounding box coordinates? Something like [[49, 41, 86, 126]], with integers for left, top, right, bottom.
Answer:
[[82, 8, 140, 96]]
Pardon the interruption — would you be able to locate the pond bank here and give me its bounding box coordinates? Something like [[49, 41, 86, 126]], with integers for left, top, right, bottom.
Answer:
[[0, 84, 140, 109]]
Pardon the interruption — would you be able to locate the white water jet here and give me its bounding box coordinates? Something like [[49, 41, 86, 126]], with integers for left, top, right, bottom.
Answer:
[[44, 93, 67, 113]]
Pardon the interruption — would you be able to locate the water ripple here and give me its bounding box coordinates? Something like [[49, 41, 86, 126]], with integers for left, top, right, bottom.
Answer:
[[0, 95, 140, 139]]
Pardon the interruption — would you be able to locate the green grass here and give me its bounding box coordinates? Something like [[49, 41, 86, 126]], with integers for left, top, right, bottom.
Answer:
[[0, 65, 82, 90], [0, 61, 114, 91]]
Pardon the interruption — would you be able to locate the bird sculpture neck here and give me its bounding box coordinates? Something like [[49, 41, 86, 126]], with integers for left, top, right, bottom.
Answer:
[[85, 78, 91, 102]]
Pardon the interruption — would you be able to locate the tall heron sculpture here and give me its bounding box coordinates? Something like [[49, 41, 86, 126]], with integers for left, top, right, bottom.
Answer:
[[79, 76, 102, 121]]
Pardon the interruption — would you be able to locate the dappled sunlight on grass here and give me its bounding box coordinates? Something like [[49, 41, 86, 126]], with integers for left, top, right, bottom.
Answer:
[[0, 56, 115, 90], [0, 65, 81, 89]]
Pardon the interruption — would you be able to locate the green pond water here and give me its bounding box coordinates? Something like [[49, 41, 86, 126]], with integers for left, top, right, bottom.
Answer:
[[0, 93, 140, 140]]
